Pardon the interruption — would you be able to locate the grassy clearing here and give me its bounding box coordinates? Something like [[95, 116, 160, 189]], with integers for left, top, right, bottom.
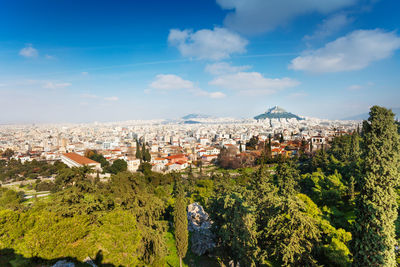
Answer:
[[165, 231, 219, 267], [165, 231, 188, 267]]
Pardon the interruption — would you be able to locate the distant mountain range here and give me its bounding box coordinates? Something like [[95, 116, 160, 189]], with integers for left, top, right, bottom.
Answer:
[[181, 107, 400, 123], [181, 114, 212, 120], [343, 108, 400, 121], [254, 106, 304, 120]]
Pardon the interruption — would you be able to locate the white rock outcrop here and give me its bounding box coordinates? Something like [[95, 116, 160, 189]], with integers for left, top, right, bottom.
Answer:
[[187, 202, 215, 255]]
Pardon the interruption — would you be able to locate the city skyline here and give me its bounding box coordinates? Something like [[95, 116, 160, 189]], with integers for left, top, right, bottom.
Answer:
[[1, 0, 400, 123]]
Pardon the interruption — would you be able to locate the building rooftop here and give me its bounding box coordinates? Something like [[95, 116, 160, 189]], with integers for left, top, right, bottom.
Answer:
[[62, 152, 98, 165]]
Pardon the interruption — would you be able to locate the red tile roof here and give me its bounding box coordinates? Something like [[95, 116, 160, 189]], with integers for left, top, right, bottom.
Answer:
[[63, 153, 99, 165], [166, 154, 187, 160]]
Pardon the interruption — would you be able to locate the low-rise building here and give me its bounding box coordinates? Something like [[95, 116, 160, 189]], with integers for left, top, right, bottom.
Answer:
[[61, 152, 102, 171]]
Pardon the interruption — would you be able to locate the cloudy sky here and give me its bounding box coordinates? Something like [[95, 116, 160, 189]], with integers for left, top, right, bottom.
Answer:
[[1, 0, 400, 123]]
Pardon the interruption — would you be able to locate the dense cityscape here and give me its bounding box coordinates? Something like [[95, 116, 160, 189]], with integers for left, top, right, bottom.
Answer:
[[2, 0, 400, 266], [0, 107, 359, 174]]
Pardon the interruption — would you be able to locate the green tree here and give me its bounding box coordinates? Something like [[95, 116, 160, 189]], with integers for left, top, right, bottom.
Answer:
[[141, 142, 148, 162], [0, 188, 24, 210], [109, 159, 127, 174], [136, 139, 142, 162], [250, 166, 279, 264], [265, 194, 321, 266], [275, 160, 300, 196], [349, 131, 361, 163], [173, 184, 188, 267], [143, 148, 151, 162], [210, 189, 258, 266], [353, 106, 400, 267], [1, 148, 14, 159], [246, 136, 259, 150]]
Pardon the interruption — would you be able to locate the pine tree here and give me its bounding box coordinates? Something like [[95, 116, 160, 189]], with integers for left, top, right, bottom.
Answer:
[[275, 161, 299, 196], [174, 185, 188, 267], [141, 142, 147, 162], [265, 195, 320, 266], [352, 106, 400, 267], [349, 176, 355, 201], [209, 189, 258, 266], [350, 130, 361, 163], [143, 148, 151, 162], [135, 140, 142, 162]]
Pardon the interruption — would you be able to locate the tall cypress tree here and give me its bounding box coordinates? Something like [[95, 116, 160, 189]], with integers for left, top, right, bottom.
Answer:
[[352, 106, 400, 267], [135, 139, 142, 162], [141, 142, 147, 162], [350, 130, 361, 163], [174, 185, 188, 267]]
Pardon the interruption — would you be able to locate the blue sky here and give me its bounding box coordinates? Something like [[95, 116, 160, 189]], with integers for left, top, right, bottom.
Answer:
[[1, 0, 400, 123]]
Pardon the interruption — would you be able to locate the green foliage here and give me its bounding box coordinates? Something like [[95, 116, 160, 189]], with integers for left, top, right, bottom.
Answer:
[[141, 142, 151, 162], [353, 106, 400, 267], [300, 170, 347, 207], [3, 117, 396, 267], [191, 179, 214, 206], [174, 184, 188, 266], [0, 187, 24, 210], [136, 139, 142, 161], [264, 194, 321, 266], [246, 136, 259, 150], [89, 152, 110, 168], [0, 209, 142, 266], [275, 160, 299, 196], [0, 159, 61, 183], [109, 171, 167, 264], [209, 188, 258, 266], [89, 210, 141, 266], [1, 148, 14, 159], [107, 158, 127, 174], [137, 161, 153, 175], [35, 180, 57, 192]]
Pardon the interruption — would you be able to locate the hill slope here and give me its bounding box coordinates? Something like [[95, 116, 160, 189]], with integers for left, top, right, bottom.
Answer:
[[254, 106, 303, 120]]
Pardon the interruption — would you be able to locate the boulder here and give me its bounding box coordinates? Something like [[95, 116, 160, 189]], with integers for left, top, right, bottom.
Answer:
[[187, 203, 215, 255]]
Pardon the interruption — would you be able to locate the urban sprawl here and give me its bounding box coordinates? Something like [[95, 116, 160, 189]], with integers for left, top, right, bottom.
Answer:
[[0, 114, 360, 175]]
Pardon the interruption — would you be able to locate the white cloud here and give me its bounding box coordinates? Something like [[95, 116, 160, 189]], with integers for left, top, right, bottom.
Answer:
[[104, 96, 119, 101], [217, 0, 357, 34], [81, 72, 89, 76], [304, 13, 353, 40], [45, 54, 56, 60], [43, 82, 71, 89], [150, 74, 195, 90], [290, 29, 400, 73], [288, 92, 308, 98], [347, 84, 362, 90], [168, 27, 248, 60], [19, 44, 39, 58], [188, 87, 227, 99], [81, 93, 98, 99], [209, 92, 227, 99], [149, 74, 226, 99], [209, 72, 300, 95], [205, 62, 251, 75], [347, 82, 374, 91]]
